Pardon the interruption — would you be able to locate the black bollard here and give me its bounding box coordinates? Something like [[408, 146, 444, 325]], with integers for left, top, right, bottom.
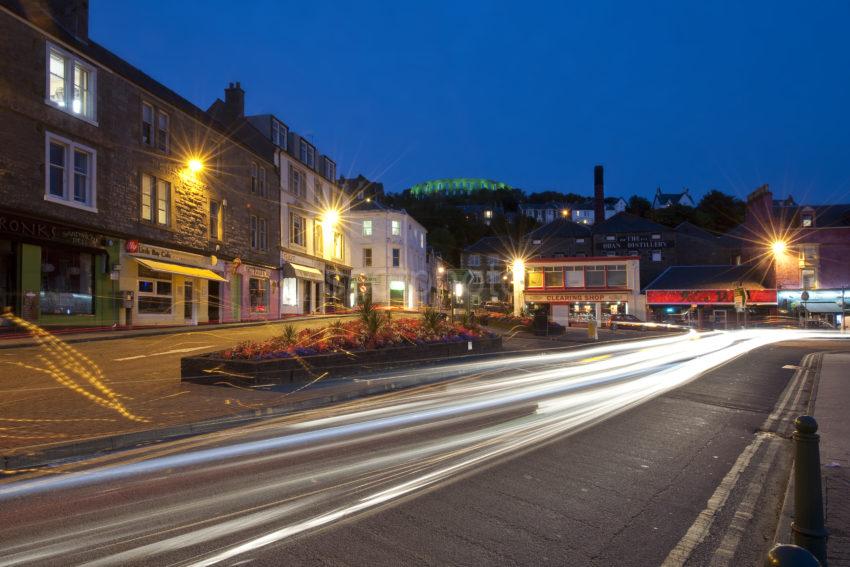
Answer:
[[791, 416, 828, 565], [765, 544, 821, 567]]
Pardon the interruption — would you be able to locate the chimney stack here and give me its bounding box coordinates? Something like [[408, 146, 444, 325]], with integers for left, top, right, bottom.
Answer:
[[594, 165, 605, 223], [745, 184, 773, 228], [224, 81, 245, 118], [47, 0, 89, 40]]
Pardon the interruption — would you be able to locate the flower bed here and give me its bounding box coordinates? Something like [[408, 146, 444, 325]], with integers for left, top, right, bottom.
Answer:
[[221, 317, 489, 360], [181, 316, 502, 386], [478, 312, 533, 330]]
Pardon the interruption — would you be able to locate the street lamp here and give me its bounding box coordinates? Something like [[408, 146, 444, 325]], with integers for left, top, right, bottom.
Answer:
[[187, 158, 204, 173], [322, 208, 340, 227], [511, 257, 525, 317], [771, 239, 788, 257]]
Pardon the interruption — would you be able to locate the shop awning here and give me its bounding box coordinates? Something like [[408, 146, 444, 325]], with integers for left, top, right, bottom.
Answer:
[[282, 262, 324, 282], [135, 257, 226, 282], [803, 303, 842, 313]]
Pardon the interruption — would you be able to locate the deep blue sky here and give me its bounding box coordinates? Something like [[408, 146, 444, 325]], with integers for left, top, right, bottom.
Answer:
[[91, 1, 850, 203]]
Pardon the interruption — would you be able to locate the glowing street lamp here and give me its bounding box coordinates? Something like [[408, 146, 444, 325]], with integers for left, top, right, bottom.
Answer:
[[511, 257, 525, 317], [771, 239, 788, 257], [187, 158, 204, 173], [322, 208, 340, 227]]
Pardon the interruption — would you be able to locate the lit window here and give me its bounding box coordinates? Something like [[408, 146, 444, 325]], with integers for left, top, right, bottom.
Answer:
[[420, 233, 425, 248], [527, 268, 544, 288], [605, 235, 616, 241], [801, 214, 813, 228], [362, 220, 372, 236], [651, 250, 662, 262], [46, 44, 96, 121], [391, 220, 401, 236], [45, 132, 96, 209], [249, 277, 270, 313], [137, 265, 172, 314], [576, 238, 585, 243], [801, 268, 816, 290], [651, 233, 662, 240], [565, 266, 584, 287]]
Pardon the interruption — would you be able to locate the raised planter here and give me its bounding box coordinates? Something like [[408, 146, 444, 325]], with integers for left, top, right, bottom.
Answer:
[[181, 335, 503, 387]]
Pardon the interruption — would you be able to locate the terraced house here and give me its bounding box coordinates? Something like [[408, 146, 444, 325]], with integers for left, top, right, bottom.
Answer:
[[0, 0, 281, 330]]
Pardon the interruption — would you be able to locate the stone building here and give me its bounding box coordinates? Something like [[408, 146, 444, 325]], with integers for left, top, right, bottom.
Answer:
[[0, 0, 280, 330]]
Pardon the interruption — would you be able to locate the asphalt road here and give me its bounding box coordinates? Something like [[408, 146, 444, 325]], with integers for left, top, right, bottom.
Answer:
[[0, 330, 845, 566]]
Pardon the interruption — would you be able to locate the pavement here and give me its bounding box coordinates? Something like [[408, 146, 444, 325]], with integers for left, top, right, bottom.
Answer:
[[813, 353, 850, 566], [0, 333, 838, 566], [0, 313, 679, 469]]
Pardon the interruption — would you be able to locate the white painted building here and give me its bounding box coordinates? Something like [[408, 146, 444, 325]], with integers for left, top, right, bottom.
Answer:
[[347, 200, 429, 309], [247, 114, 352, 314]]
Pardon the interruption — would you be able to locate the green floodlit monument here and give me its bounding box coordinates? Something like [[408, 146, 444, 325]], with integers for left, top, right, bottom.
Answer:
[[408, 178, 512, 197]]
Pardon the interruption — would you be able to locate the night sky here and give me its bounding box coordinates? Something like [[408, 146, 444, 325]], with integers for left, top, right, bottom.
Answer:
[[91, 1, 850, 204]]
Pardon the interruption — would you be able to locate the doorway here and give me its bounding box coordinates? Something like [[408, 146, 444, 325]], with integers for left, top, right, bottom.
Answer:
[[303, 281, 312, 314], [184, 281, 195, 324], [208, 280, 220, 323]]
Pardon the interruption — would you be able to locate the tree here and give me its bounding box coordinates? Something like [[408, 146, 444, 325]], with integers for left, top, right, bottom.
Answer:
[[651, 204, 707, 227], [626, 195, 652, 218], [696, 190, 745, 233]]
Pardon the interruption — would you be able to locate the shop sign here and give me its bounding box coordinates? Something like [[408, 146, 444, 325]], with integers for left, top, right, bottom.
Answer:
[[601, 234, 671, 251], [525, 292, 631, 302], [778, 289, 846, 309], [0, 211, 104, 249], [246, 266, 272, 279], [647, 289, 777, 305], [126, 241, 210, 268], [281, 252, 322, 270]]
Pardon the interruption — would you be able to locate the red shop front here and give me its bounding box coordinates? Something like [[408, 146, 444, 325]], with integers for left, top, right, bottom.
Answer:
[[645, 288, 777, 328]]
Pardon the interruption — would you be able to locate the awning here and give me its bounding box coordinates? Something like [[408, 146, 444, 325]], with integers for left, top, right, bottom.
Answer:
[[282, 262, 323, 282], [803, 303, 842, 313], [135, 257, 226, 281]]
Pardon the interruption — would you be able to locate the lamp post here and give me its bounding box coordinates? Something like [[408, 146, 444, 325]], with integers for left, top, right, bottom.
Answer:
[[512, 258, 525, 317]]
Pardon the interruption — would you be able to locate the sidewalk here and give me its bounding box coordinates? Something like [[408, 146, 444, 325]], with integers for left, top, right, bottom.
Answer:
[[0, 312, 361, 350], [815, 353, 850, 567], [0, 324, 682, 471]]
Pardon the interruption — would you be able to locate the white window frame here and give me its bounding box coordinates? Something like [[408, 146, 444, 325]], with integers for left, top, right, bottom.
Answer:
[[299, 140, 315, 168], [272, 120, 288, 150], [140, 172, 171, 226], [323, 157, 336, 181], [362, 220, 372, 236], [391, 219, 401, 236], [44, 131, 97, 212], [45, 43, 97, 124]]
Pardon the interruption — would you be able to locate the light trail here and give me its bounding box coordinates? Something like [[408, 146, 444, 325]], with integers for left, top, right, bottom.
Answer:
[[0, 329, 844, 566]]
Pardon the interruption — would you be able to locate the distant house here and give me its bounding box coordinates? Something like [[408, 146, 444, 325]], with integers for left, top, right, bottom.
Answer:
[[652, 188, 695, 209], [460, 236, 510, 305], [570, 197, 627, 225], [524, 218, 593, 258], [518, 202, 570, 225], [457, 203, 504, 226]]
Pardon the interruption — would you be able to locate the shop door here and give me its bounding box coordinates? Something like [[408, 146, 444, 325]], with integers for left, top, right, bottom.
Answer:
[[184, 281, 195, 324], [303, 281, 312, 314], [0, 240, 17, 320], [713, 310, 727, 330], [208, 280, 220, 323]]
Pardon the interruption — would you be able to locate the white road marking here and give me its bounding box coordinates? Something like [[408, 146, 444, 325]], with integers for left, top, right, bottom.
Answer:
[[114, 345, 213, 362], [662, 354, 813, 566]]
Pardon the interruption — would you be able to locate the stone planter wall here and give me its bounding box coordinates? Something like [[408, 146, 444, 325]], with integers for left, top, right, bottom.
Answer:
[[181, 335, 503, 387]]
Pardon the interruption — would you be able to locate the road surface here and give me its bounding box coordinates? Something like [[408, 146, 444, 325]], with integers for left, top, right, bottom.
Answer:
[[0, 329, 844, 566]]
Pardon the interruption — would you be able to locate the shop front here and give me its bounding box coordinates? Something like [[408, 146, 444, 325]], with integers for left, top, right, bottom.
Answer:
[[778, 289, 848, 327], [522, 257, 643, 326], [324, 263, 352, 312], [644, 264, 776, 328], [238, 263, 280, 321], [120, 240, 226, 327], [0, 209, 120, 331], [280, 253, 324, 315]]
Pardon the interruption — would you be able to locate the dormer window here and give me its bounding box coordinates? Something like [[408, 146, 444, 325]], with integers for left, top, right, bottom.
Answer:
[[272, 120, 288, 149], [801, 213, 813, 228], [299, 140, 315, 168], [322, 157, 336, 181]]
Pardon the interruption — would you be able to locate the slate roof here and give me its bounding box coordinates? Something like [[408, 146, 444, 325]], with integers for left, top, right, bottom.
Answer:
[[349, 199, 394, 212], [526, 218, 592, 239], [644, 264, 768, 291], [463, 236, 509, 255], [654, 191, 691, 206], [591, 213, 667, 234]]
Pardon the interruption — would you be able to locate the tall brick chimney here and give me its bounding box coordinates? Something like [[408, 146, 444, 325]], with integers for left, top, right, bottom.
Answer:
[[594, 165, 605, 223], [224, 82, 245, 119]]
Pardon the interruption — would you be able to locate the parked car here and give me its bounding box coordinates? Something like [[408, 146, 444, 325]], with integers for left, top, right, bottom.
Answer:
[[480, 301, 509, 313], [607, 314, 645, 330]]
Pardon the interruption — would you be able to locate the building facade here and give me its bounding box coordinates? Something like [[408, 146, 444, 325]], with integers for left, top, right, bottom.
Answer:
[[460, 237, 511, 305], [522, 256, 643, 325], [245, 113, 352, 314], [0, 1, 281, 330], [347, 200, 428, 309]]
